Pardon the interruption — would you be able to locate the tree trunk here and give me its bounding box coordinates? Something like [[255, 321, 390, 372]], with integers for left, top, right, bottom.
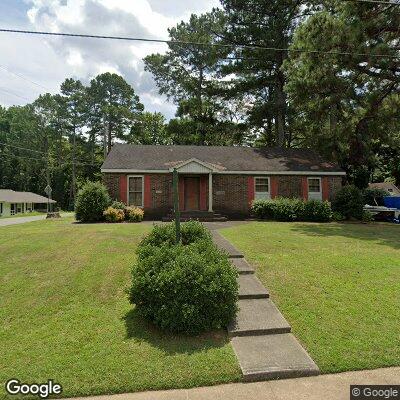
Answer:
[[275, 70, 286, 147], [197, 67, 205, 145], [70, 125, 77, 207]]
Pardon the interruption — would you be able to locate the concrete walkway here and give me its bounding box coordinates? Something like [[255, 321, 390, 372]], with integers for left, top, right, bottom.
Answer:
[[65, 367, 400, 400], [210, 229, 318, 381]]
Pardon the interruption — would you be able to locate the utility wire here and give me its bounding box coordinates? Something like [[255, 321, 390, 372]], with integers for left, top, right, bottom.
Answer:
[[0, 142, 102, 166], [0, 28, 398, 59], [0, 65, 52, 92], [0, 87, 31, 101]]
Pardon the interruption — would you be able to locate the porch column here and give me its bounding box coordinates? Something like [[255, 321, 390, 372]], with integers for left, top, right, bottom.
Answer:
[[208, 172, 213, 212]]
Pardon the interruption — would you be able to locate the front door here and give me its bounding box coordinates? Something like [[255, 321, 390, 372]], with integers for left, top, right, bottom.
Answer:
[[184, 177, 200, 210]]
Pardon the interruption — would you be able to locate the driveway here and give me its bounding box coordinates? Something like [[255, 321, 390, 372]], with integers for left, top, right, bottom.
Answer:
[[0, 213, 71, 227]]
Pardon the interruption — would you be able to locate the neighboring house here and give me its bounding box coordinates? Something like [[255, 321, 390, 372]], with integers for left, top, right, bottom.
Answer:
[[101, 145, 345, 218], [0, 190, 56, 218], [369, 182, 400, 196]]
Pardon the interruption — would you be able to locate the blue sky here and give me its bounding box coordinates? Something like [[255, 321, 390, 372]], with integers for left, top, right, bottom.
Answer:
[[0, 0, 220, 119]]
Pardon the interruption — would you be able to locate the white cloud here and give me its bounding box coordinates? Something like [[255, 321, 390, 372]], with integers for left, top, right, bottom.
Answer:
[[0, 0, 221, 119]]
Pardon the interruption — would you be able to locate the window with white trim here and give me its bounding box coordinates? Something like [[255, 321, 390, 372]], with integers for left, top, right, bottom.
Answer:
[[307, 177, 322, 200], [128, 176, 144, 207], [254, 177, 271, 200]]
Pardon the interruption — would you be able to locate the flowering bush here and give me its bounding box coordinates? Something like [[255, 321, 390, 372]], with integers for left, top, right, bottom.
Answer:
[[125, 206, 144, 222], [103, 207, 125, 223]]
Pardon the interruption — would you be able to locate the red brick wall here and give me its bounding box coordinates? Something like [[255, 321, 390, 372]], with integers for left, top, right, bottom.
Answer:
[[103, 173, 343, 218], [213, 175, 250, 217]]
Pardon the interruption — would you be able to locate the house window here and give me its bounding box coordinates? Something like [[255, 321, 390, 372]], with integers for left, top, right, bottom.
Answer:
[[128, 176, 144, 207], [0, 202, 3, 216], [307, 177, 322, 200], [255, 177, 271, 200]]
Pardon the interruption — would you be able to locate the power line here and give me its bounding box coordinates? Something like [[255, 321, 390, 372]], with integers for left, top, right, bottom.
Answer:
[[0, 87, 31, 102], [0, 65, 52, 92], [0, 28, 398, 59], [0, 142, 102, 166]]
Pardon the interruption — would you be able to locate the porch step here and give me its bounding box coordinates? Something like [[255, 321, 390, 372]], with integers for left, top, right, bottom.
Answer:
[[231, 334, 320, 382], [211, 231, 244, 258], [228, 299, 291, 337], [231, 258, 255, 275], [238, 275, 269, 299], [162, 211, 227, 222]]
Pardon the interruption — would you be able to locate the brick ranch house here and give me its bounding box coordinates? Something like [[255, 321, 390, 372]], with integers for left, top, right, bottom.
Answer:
[[101, 145, 345, 219]]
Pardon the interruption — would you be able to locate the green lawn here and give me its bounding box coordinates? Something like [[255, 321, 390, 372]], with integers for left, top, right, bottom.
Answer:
[[0, 219, 240, 399], [221, 221, 400, 374]]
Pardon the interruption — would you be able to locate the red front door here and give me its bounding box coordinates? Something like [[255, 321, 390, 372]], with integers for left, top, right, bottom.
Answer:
[[184, 177, 200, 210]]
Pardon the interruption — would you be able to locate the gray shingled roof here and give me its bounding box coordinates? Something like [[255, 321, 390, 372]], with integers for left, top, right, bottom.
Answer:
[[0, 190, 56, 203], [101, 144, 344, 173]]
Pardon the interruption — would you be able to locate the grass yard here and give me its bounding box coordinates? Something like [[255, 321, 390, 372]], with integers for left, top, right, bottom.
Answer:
[[0, 219, 240, 399], [221, 221, 400, 374]]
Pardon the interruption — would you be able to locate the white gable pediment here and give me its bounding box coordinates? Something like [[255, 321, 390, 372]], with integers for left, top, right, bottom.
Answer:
[[169, 158, 217, 173]]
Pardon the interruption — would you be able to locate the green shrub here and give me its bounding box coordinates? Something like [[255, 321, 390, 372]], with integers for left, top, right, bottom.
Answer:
[[332, 185, 364, 220], [103, 207, 125, 222], [130, 239, 238, 334], [251, 200, 275, 219], [125, 206, 144, 222], [75, 181, 111, 222], [303, 200, 332, 222], [251, 197, 332, 222], [141, 220, 211, 247], [362, 210, 374, 223], [363, 188, 389, 206], [332, 211, 346, 221], [283, 198, 304, 221], [111, 200, 126, 210]]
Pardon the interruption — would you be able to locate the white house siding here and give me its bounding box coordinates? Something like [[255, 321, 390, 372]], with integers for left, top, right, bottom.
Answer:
[[0, 202, 11, 217]]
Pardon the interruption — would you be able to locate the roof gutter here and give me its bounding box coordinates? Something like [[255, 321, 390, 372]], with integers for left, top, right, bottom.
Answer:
[[101, 169, 346, 176]]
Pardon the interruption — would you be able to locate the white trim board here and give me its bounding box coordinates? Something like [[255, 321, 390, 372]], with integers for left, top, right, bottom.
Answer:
[[102, 169, 345, 176]]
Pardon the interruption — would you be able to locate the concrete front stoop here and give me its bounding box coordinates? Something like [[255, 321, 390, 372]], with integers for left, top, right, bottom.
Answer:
[[211, 230, 320, 382]]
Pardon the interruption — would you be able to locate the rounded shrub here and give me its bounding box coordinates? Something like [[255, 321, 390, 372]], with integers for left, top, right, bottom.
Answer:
[[141, 220, 211, 247], [111, 200, 126, 210], [103, 207, 125, 222], [267, 197, 305, 221], [75, 181, 111, 222], [303, 200, 332, 222], [332, 185, 364, 220], [251, 200, 275, 219], [125, 206, 144, 222], [129, 239, 238, 334]]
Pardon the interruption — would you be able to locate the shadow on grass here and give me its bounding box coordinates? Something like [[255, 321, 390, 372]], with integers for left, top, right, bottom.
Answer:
[[290, 222, 400, 250], [123, 307, 230, 356]]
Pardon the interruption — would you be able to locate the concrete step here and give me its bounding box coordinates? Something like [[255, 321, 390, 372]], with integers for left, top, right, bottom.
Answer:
[[228, 299, 291, 337], [162, 216, 227, 222], [231, 333, 320, 382], [211, 231, 243, 258], [231, 258, 255, 275], [239, 275, 269, 299]]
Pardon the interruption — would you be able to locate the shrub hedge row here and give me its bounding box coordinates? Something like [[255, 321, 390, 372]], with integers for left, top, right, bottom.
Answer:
[[129, 221, 238, 334], [251, 197, 332, 222]]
